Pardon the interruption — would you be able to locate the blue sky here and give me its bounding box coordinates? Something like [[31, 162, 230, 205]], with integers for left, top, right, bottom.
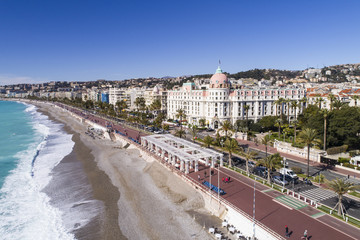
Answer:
[[0, 0, 359, 85]]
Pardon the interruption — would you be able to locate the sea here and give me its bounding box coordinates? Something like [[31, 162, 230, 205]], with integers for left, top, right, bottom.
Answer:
[[0, 101, 102, 240]]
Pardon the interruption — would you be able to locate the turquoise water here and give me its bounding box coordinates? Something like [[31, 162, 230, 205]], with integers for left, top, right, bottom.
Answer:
[[0, 101, 76, 240], [0, 101, 37, 188]]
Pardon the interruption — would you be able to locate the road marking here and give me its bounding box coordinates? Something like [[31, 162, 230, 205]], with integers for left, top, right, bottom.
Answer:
[[262, 188, 275, 193], [311, 212, 326, 219], [275, 195, 308, 210], [272, 198, 293, 210]]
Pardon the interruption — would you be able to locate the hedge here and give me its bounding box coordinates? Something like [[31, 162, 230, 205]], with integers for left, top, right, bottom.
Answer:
[[327, 145, 348, 155]]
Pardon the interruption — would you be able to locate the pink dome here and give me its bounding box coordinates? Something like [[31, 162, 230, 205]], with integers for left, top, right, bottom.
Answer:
[[210, 66, 229, 88]]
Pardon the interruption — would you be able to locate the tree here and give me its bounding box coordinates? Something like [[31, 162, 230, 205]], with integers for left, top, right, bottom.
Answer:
[[327, 178, 360, 218], [219, 120, 233, 139], [224, 138, 240, 168], [293, 119, 299, 142], [333, 99, 346, 110], [149, 99, 162, 116], [261, 134, 272, 158], [298, 128, 321, 177], [258, 116, 277, 132], [321, 109, 329, 151], [274, 98, 283, 117], [175, 129, 186, 138], [135, 97, 146, 112], [328, 94, 336, 111], [352, 95, 360, 106], [203, 135, 214, 148], [285, 99, 291, 122], [116, 100, 128, 113], [291, 100, 298, 120], [243, 104, 250, 124], [189, 125, 198, 142], [258, 154, 282, 184], [240, 148, 257, 175], [199, 118, 206, 127], [176, 108, 187, 133], [275, 118, 283, 138], [315, 97, 324, 109]]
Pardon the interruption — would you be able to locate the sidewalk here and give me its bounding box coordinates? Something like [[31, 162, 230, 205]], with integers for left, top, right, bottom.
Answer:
[[235, 138, 360, 179], [188, 166, 360, 240]]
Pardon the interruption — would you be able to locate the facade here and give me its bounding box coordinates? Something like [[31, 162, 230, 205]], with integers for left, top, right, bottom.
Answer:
[[167, 66, 306, 129]]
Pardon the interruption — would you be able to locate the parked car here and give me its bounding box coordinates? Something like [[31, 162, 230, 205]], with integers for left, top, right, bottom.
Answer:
[[253, 166, 268, 178], [272, 175, 289, 186], [206, 128, 215, 132], [248, 161, 256, 169], [280, 174, 298, 184], [279, 168, 298, 180]]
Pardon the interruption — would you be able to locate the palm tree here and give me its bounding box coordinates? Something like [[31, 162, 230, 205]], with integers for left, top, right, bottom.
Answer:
[[176, 108, 187, 133], [328, 94, 336, 111], [219, 120, 233, 140], [352, 95, 360, 107], [298, 128, 321, 177], [275, 118, 283, 138], [135, 97, 146, 112], [261, 134, 272, 158], [150, 99, 162, 116], [243, 104, 250, 122], [258, 154, 282, 184], [291, 100, 298, 120], [285, 99, 291, 123], [293, 119, 298, 143], [189, 125, 198, 142], [300, 97, 307, 112], [203, 135, 214, 148], [316, 97, 324, 109], [175, 129, 186, 138], [224, 138, 240, 168], [333, 99, 345, 110], [274, 98, 282, 117], [321, 109, 329, 151], [199, 118, 206, 127], [241, 148, 257, 175], [327, 178, 360, 218]]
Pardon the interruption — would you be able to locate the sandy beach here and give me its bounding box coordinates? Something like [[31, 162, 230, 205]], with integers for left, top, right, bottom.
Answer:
[[35, 101, 219, 240]]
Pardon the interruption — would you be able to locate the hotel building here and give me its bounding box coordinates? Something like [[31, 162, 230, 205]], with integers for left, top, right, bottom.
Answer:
[[167, 66, 306, 129]]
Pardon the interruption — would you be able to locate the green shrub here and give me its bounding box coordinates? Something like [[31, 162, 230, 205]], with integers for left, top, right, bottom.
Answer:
[[338, 157, 350, 164], [314, 174, 326, 183], [292, 142, 305, 148], [327, 145, 348, 155], [291, 167, 303, 174]]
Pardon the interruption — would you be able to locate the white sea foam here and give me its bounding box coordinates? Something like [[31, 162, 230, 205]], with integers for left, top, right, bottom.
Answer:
[[0, 104, 76, 240]]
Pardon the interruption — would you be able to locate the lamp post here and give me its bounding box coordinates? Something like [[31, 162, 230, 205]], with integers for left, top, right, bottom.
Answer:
[[282, 157, 286, 191]]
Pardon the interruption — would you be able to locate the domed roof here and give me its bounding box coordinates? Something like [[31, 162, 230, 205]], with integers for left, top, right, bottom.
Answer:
[[210, 66, 228, 88]]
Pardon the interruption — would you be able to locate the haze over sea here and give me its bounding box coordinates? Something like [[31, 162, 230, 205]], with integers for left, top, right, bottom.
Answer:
[[0, 101, 76, 240]]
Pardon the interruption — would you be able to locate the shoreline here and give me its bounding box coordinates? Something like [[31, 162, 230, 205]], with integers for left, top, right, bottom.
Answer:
[[33, 101, 217, 239]]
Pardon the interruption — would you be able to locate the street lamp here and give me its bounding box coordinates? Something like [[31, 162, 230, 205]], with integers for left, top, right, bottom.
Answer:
[[282, 157, 286, 191]]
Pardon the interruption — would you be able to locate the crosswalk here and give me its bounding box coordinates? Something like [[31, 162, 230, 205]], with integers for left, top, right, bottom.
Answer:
[[274, 195, 308, 210], [299, 188, 336, 202]]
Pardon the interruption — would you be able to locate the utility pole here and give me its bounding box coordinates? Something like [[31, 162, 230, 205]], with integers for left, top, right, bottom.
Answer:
[[253, 181, 256, 240]]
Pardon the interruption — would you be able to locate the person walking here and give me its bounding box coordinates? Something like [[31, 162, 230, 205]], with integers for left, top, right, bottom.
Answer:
[[198, 174, 201, 181], [222, 177, 225, 182], [285, 225, 289, 238], [303, 229, 308, 240], [204, 171, 207, 178]]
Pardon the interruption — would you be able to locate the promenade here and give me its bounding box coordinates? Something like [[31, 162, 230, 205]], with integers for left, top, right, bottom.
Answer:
[[54, 103, 360, 240]]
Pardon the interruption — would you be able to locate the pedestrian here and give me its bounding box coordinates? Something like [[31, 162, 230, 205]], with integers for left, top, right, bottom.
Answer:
[[303, 229, 308, 240], [225, 177, 228, 183], [198, 174, 201, 181], [348, 174, 350, 179], [204, 171, 207, 178], [222, 177, 224, 182], [228, 176, 231, 183], [285, 225, 289, 238]]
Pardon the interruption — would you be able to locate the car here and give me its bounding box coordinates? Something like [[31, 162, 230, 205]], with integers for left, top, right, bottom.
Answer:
[[280, 174, 298, 184], [248, 161, 256, 168], [206, 128, 215, 132], [253, 166, 268, 178], [272, 175, 289, 186]]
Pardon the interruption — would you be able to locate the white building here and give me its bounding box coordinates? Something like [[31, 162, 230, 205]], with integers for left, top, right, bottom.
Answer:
[[167, 66, 306, 129]]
